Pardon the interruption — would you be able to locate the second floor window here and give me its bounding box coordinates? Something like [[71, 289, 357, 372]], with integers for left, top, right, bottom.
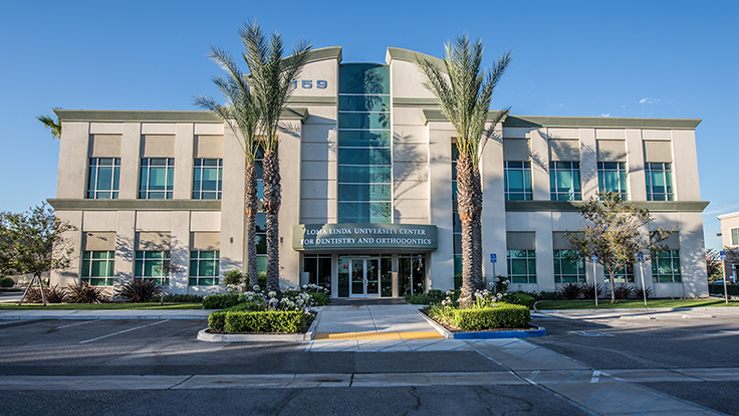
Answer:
[[597, 162, 628, 199], [645, 162, 673, 201], [504, 161, 532, 201], [87, 158, 120, 199], [193, 159, 222, 200], [549, 162, 581, 201], [139, 158, 174, 199]]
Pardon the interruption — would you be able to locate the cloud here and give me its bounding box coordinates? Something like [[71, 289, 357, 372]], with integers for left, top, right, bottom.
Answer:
[[639, 97, 660, 104], [599, 113, 611, 117]]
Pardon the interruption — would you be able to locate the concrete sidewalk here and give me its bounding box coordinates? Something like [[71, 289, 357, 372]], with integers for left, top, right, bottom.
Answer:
[[0, 308, 211, 320], [312, 304, 442, 342]]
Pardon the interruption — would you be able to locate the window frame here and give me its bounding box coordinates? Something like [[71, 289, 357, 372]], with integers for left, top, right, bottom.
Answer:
[[189, 250, 220, 286], [81, 250, 115, 286], [87, 157, 121, 199], [507, 249, 537, 284], [645, 162, 674, 201], [652, 249, 681, 283], [549, 161, 582, 201], [134, 250, 171, 285], [504, 161, 533, 201], [139, 158, 175, 200], [553, 249, 586, 283], [597, 161, 628, 200], [193, 158, 223, 200]]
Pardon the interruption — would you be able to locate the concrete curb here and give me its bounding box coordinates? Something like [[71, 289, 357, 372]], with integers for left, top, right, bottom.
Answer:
[[536, 306, 739, 314], [197, 307, 323, 342], [416, 308, 547, 339]]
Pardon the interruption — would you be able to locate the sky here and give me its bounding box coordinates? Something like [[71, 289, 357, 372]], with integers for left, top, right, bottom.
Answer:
[[0, 0, 736, 249]]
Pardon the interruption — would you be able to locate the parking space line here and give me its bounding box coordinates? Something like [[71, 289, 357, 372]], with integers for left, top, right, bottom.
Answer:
[[55, 320, 95, 330], [79, 320, 170, 344]]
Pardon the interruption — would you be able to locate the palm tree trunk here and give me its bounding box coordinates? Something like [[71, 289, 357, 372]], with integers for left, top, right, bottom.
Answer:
[[244, 162, 259, 287], [456, 156, 476, 297], [471, 166, 484, 291], [262, 151, 281, 299]]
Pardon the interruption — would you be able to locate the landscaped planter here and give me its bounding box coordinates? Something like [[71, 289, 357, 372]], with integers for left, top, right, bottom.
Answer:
[[418, 309, 546, 339], [197, 307, 322, 342]]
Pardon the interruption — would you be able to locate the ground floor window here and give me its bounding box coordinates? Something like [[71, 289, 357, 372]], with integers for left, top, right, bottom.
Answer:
[[399, 253, 425, 295], [189, 251, 219, 286], [81, 251, 115, 286], [303, 255, 331, 289], [604, 264, 634, 283], [134, 251, 171, 285], [507, 250, 536, 284], [554, 250, 586, 283], [652, 250, 681, 282]]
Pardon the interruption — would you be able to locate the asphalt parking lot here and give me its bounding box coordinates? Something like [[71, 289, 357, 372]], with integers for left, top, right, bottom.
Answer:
[[0, 311, 737, 415]]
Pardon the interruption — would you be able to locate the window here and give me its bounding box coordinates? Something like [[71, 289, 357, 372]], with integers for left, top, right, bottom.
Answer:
[[604, 264, 634, 283], [652, 250, 681, 283], [597, 162, 627, 199], [256, 212, 267, 273], [732, 228, 739, 246], [549, 162, 581, 201], [554, 250, 586, 283], [507, 250, 536, 283], [81, 251, 115, 286], [452, 145, 462, 285], [134, 251, 171, 285], [504, 161, 532, 200], [337, 63, 392, 223], [139, 158, 174, 199], [87, 158, 120, 199], [645, 163, 673, 201], [303, 254, 332, 289], [193, 159, 222, 200], [399, 254, 425, 295], [189, 251, 219, 286]]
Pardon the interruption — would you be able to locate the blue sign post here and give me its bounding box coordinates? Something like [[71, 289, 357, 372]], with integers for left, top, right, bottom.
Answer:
[[637, 252, 647, 306], [490, 254, 497, 292], [591, 255, 598, 306], [720, 251, 729, 304]]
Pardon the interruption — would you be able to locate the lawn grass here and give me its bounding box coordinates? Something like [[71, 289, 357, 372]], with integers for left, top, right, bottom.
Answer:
[[536, 299, 739, 310], [0, 302, 202, 310]]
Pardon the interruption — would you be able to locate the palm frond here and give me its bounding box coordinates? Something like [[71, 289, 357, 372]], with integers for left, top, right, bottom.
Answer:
[[36, 114, 61, 139]]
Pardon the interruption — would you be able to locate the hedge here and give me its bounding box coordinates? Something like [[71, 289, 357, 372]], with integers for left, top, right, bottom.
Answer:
[[709, 284, 739, 297], [453, 304, 531, 330], [202, 293, 242, 309], [209, 310, 307, 333]]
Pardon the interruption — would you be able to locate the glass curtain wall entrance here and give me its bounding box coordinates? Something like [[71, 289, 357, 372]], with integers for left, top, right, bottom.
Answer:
[[338, 255, 392, 298]]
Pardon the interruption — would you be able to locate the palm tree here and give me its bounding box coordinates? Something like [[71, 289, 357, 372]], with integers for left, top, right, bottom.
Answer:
[[240, 21, 311, 298], [37, 111, 61, 139], [194, 43, 261, 288], [418, 35, 511, 297]]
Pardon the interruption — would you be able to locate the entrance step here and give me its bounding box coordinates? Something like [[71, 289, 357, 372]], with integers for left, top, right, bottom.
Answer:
[[329, 298, 406, 306]]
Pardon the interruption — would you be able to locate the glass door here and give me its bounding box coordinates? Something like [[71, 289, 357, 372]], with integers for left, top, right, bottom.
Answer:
[[349, 258, 381, 298]]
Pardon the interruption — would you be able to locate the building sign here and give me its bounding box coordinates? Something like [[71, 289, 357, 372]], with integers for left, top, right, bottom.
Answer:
[[290, 79, 328, 89], [293, 223, 438, 251]]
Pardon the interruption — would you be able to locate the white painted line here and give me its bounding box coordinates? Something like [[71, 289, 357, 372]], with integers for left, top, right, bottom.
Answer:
[[55, 320, 95, 329], [590, 370, 600, 383], [528, 370, 540, 381], [79, 320, 170, 344], [304, 340, 314, 352]]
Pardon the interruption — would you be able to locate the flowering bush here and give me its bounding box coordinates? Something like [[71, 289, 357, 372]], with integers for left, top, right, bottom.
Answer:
[[427, 288, 531, 330]]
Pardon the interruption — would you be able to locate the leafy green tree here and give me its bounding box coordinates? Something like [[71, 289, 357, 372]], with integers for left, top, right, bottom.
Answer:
[[194, 33, 261, 287], [36, 110, 61, 139], [0, 203, 76, 305], [706, 248, 723, 282], [568, 192, 672, 303], [418, 35, 510, 296], [240, 20, 311, 298]]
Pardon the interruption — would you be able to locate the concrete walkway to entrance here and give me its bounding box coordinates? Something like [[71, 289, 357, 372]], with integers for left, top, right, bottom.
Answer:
[[312, 304, 443, 346]]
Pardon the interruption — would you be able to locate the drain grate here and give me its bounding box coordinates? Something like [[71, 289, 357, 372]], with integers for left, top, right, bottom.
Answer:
[[570, 331, 613, 337]]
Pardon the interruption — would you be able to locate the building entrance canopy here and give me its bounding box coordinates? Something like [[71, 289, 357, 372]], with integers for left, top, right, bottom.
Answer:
[[292, 223, 438, 252]]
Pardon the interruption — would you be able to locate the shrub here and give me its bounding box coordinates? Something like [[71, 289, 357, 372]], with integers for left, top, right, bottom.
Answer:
[[633, 286, 655, 299], [223, 270, 244, 287], [67, 281, 106, 304], [116, 279, 162, 303], [162, 294, 204, 303], [405, 292, 444, 305], [452, 304, 531, 330], [536, 290, 564, 301], [208, 311, 227, 332], [0, 277, 14, 288], [559, 283, 582, 300], [492, 275, 510, 293], [307, 291, 330, 306], [22, 284, 67, 303], [223, 310, 307, 333], [202, 293, 242, 309], [504, 292, 535, 308], [581, 283, 608, 300], [612, 284, 634, 300]]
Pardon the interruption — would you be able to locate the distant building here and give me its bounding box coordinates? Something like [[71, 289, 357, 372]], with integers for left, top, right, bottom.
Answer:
[[717, 212, 739, 281], [49, 46, 709, 298]]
